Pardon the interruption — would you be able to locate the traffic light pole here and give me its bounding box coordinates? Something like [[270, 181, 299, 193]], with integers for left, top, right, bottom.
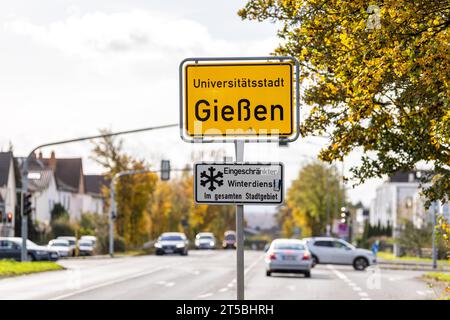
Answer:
[[19, 123, 177, 262]]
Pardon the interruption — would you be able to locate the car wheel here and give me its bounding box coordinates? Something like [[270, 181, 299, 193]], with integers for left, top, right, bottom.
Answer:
[[266, 270, 271, 277], [353, 257, 369, 271], [304, 271, 311, 278], [27, 253, 35, 262], [312, 255, 318, 267]]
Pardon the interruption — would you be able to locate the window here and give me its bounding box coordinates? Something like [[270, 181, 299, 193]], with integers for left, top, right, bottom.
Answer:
[[0, 240, 13, 249], [274, 243, 305, 250], [333, 241, 349, 249], [314, 240, 333, 247]]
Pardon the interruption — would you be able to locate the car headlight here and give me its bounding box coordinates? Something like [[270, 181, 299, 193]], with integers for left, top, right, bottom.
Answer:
[[195, 240, 200, 245], [155, 243, 162, 248], [210, 241, 215, 246], [176, 243, 185, 248]]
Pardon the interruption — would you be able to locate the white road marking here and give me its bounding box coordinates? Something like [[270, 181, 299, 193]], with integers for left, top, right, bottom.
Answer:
[[50, 266, 167, 300], [197, 293, 213, 299], [359, 292, 369, 297], [244, 254, 265, 276], [416, 290, 425, 296], [218, 288, 228, 293], [326, 264, 371, 300], [227, 283, 234, 288], [287, 285, 296, 291], [165, 282, 175, 287]]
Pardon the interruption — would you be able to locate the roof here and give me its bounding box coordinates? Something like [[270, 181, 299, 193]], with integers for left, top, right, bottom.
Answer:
[[0, 152, 13, 186], [388, 170, 432, 183], [84, 175, 108, 196], [41, 158, 83, 193], [28, 169, 54, 192]]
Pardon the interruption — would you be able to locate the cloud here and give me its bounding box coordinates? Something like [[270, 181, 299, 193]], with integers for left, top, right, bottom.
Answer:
[[3, 9, 277, 61]]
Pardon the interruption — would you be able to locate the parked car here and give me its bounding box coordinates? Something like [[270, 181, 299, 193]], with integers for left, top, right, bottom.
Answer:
[[0, 237, 59, 261], [78, 240, 94, 256], [195, 232, 216, 249], [154, 232, 189, 255], [48, 239, 70, 258], [222, 230, 236, 249], [57, 236, 77, 256], [304, 237, 376, 271], [80, 235, 97, 248], [265, 239, 312, 277]]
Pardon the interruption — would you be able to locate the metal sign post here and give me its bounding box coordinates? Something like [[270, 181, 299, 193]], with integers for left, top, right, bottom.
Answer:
[[235, 140, 245, 301]]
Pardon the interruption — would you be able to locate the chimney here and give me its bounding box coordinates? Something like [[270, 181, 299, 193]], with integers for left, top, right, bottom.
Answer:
[[49, 151, 56, 171], [38, 151, 43, 160]]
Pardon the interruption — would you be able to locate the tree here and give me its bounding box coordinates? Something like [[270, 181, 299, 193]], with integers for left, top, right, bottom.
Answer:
[[50, 203, 69, 222], [396, 219, 432, 257], [239, 0, 450, 206], [280, 161, 345, 236], [91, 130, 158, 248]]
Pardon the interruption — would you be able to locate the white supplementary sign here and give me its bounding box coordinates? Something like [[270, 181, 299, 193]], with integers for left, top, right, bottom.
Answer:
[[194, 162, 284, 205]]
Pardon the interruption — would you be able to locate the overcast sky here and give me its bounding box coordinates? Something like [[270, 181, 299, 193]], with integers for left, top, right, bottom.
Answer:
[[0, 0, 384, 213]]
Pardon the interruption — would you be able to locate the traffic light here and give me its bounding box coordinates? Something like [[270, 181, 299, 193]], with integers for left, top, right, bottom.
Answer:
[[160, 160, 171, 181], [340, 207, 350, 223], [24, 193, 32, 216], [7, 212, 12, 223]]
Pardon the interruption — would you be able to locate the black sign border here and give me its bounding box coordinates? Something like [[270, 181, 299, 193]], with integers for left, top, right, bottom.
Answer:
[[194, 162, 284, 205]]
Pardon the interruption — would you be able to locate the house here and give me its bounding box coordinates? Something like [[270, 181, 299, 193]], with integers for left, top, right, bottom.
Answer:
[[17, 151, 106, 225], [369, 170, 449, 255], [83, 174, 108, 214], [0, 152, 17, 236]]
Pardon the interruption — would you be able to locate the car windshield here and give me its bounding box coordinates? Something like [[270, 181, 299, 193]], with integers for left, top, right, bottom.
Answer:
[[274, 242, 305, 250], [199, 235, 213, 239], [51, 242, 68, 247], [161, 235, 183, 241], [225, 234, 235, 240], [79, 241, 92, 246]]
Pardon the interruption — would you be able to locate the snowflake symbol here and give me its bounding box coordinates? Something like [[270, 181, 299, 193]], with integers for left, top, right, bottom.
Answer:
[[200, 167, 224, 191]]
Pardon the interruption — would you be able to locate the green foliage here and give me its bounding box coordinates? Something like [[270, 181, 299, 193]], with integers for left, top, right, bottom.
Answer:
[[50, 203, 69, 222], [50, 217, 75, 238], [396, 219, 432, 257], [0, 260, 62, 277], [78, 213, 97, 236], [279, 161, 345, 236], [239, 0, 450, 207]]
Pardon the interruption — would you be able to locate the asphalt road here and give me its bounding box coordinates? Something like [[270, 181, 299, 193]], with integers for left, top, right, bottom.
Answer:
[[0, 250, 440, 300]]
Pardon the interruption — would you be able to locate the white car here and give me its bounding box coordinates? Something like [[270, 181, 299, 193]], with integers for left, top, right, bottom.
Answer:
[[304, 237, 376, 270], [265, 239, 313, 277], [48, 239, 70, 258], [195, 232, 216, 249], [78, 240, 94, 256], [80, 235, 97, 248], [57, 236, 77, 256]]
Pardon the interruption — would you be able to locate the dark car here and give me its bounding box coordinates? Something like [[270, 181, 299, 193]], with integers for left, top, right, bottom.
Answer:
[[154, 232, 189, 256], [0, 237, 59, 261]]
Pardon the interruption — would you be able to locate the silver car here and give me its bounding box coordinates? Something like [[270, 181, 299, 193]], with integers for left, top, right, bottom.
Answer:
[[304, 237, 376, 271], [195, 232, 216, 249], [265, 239, 313, 277]]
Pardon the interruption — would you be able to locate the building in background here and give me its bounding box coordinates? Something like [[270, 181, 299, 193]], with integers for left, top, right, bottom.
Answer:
[[0, 152, 17, 236], [17, 151, 106, 226], [369, 170, 449, 255]]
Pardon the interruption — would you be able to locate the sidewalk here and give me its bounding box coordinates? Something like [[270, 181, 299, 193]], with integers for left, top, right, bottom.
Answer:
[[377, 258, 450, 272]]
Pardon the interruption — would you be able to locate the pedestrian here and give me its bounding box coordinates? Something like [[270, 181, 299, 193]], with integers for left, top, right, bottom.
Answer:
[[371, 240, 380, 257]]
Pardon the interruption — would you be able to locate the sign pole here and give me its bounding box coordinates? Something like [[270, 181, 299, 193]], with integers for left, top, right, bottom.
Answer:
[[235, 140, 245, 300]]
